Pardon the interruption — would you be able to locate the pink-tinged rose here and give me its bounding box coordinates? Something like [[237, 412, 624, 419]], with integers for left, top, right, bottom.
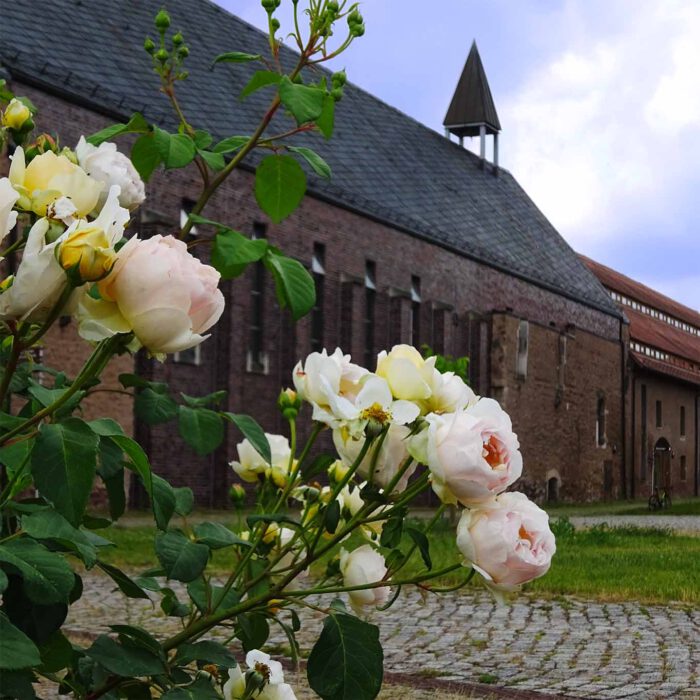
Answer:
[[414, 398, 522, 505], [456, 492, 556, 590], [79, 234, 224, 354], [340, 544, 390, 612]]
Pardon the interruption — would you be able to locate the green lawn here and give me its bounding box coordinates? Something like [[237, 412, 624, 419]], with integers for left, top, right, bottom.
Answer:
[[544, 497, 700, 517], [94, 515, 700, 605]]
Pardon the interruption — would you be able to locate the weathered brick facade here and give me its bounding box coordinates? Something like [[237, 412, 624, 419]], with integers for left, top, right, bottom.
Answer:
[[6, 79, 631, 506]]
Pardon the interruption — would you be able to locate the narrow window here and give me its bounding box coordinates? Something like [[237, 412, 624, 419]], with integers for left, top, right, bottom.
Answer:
[[681, 406, 686, 437], [410, 275, 421, 348], [174, 346, 202, 365], [179, 198, 198, 239], [596, 396, 606, 447], [681, 455, 688, 481], [310, 243, 325, 352], [640, 384, 647, 482], [656, 400, 663, 428], [247, 223, 266, 372], [516, 319, 529, 379], [364, 260, 376, 368]]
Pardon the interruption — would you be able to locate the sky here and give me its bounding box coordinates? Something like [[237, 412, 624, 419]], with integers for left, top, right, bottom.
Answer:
[[216, 0, 700, 310]]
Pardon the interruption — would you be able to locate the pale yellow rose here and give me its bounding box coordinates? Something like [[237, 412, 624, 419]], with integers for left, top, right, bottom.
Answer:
[[376, 344, 435, 401], [2, 98, 32, 130]]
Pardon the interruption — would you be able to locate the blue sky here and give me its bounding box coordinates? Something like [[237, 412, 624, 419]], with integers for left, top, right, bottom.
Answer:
[[216, 1, 700, 310]]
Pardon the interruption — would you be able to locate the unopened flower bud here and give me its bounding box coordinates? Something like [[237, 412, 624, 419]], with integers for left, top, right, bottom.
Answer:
[[331, 70, 347, 88], [262, 522, 280, 545], [155, 48, 169, 63], [0, 275, 14, 293], [172, 32, 184, 46], [58, 225, 117, 283], [177, 46, 189, 59], [327, 1, 339, 11], [351, 23, 365, 37], [331, 87, 344, 102], [154, 9, 171, 30], [2, 99, 32, 132], [278, 388, 301, 419], [144, 36, 156, 54], [229, 483, 246, 507], [328, 459, 350, 483], [261, 0, 276, 11], [271, 18, 280, 31]]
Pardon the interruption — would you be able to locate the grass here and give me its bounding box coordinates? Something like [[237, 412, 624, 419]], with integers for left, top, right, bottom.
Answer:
[[94, 515, 700, 605], [544, 497, 700, 517]]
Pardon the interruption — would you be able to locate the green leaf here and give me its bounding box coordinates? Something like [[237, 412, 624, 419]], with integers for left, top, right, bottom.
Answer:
[[380, 514, 403, 550], [0, 539, 74, 603], [22, 509, 98, 567], [197, 148, 226, 171], [0, 568, 7, 593], [118, 374, 168, 393], [193, 130, 213, 149], [153, 127, 196, 169], [278, 76, 326, 124], [110, 625, 161, 655], [301, 453, 336, 480], [155, 530, 209, 582], [161, 678, 221, 700], [255, 154, 307, 224], [237, 613, 270, 653], [89, 417, 126, 437], [212, 135, 249, 153], [0, 612, 41, 670], [0, 669, 36, 700], [96, 561, 150, 599], [135, 388, 178, 425], [187, 578, 239, 614], [264, 251, 316, 320], [241, 70, 282, 99], [212, 229, 268, 279], [180, 391, 227, 409], [152, 474, 177, 530], [287, 145, 332, 179], [193, 522, 247, 549], [174, 487, 194, 517], [38, 630, 74, 673], [131, 133, 162, 182], [31, 418, 99, 526], [103, 469, 126, 522], [406, 527, 432, 570], [160, 587, 190, 618], [317, 94, 336, 140], [213, 51, 261, 65], [87, 634, 165, 677], [222, 413, 270, 463], [174, 640, 237, 668], [87, 112, 149, 146], [177, 406, 224, 456], [307, 613, 384, 700]]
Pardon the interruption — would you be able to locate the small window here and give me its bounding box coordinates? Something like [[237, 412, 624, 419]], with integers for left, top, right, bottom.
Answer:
[[681, 455, 688, 481], [656, 400, 663, 428], [364, 261, 376, 368], [516, 320, 529, 379], [410, 275, 421, 348], [180, 199, 198, 238], [247, 223, 267, 372], [596, 396, 606, 447], [547, 477, 559, 502], [681, 406, 686, 437], [174, 346, 201, 365], [310, 243, 326, 352]]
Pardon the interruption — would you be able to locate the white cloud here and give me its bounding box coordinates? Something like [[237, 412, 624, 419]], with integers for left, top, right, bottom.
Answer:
[[501, 0, 700, 250]]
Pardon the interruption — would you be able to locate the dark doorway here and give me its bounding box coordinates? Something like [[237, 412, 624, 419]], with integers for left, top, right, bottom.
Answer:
[[653, 438, 672, 492], [603, 460, 613, 498], [547, 477, 559, 502]]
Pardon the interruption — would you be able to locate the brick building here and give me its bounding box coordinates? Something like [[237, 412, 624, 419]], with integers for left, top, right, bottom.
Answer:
[[584, 257, 700, 500], [1, 0, 642, 506]]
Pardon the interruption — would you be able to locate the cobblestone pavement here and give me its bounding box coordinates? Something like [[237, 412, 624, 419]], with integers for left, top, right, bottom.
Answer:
[[63, 572, 700, 699], [569, 515, 700, 533]]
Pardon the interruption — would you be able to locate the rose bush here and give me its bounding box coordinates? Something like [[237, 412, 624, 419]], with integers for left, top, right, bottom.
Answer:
[[0, 4, 554, 700]]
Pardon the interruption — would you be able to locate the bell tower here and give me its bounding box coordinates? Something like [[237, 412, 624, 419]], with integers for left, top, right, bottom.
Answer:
[[443, 41, 501, 169]]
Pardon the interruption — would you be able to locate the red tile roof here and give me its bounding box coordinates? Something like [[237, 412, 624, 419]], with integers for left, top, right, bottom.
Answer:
[[630, 351, 700, 386], [580, 255, 700, 329], [625, 307, 700, 364]]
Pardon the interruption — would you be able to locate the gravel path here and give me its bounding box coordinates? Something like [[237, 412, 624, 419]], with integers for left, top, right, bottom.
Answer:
[[55, 572, 700, 700], [569, 515, 700, 533]]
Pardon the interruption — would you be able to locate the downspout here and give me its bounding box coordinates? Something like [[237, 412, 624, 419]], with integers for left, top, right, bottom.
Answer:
[[620, 317, 629, 499], [631, 376, 636, 501]]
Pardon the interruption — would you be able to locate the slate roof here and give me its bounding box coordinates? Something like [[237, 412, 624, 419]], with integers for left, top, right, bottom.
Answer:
[[444, 41, 501, 136], [0, 0, 619, 318]]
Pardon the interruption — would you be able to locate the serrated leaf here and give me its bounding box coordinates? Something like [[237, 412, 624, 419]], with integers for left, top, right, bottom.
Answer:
[[96, 561, 150, 600], [193, 130, 213, 149], [288, 145, 331, 179], [193, 522, 247, 549], [155, 531, 209, 582], [87, 634, 165, 677], [177, 406, 224, 456], [307, 613, 383, 700], [213, 51, 261, 65], [0, 612, 41, 670], [131, 133, 162, 182], [38, 630, 73, 673], [255, 154, 307, 224], [212, 135, 248, 153], [237, 613, 270, 652], [174, 640, 237, 668], [22, 509, 98, 567], [30, 419, 99, 526], [153, 127, 196, 169], [87, 112, 149, 146], [197, 148, 226, 171], [212, 229, 268, 279], [317, 94, 336, 140], [406, 526, 431, 570], [264, 251, 316, 320], [222, 413, 270, 463], [187, 578, 239, 614], [135, 388, 178, 425], [174, 487, 194, 516], [278, 76, 326, 124], [240, 70, 281, 99]]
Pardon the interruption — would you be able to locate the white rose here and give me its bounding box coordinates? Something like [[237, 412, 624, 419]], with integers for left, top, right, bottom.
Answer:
[[420, 368, 477, 415], [76, 136, 145, 211], [340, 544, 390, 612], [415, 398, 522, 505], [223, 649, 297, 700], [334, 423, 416, 493], [293, 348, 368, 427], [0, 177, 19, 246], [77, 234, 225, 355], [456, 492, 556, 591], [376, 344, 435, 400], [230, 433, 291, 483]]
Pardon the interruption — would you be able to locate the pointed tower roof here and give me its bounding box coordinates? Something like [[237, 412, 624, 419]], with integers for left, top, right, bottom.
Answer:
[[443, 41, 501, 138]]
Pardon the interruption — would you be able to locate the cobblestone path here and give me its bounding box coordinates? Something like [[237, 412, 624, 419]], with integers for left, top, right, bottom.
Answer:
[[570, 515, 700, 533], [65, 573, 700, 699]]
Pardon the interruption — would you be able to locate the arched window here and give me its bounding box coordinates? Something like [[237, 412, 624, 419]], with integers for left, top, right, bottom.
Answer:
[[596, 396, 606, 447], [547, 477, 559, 502]]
